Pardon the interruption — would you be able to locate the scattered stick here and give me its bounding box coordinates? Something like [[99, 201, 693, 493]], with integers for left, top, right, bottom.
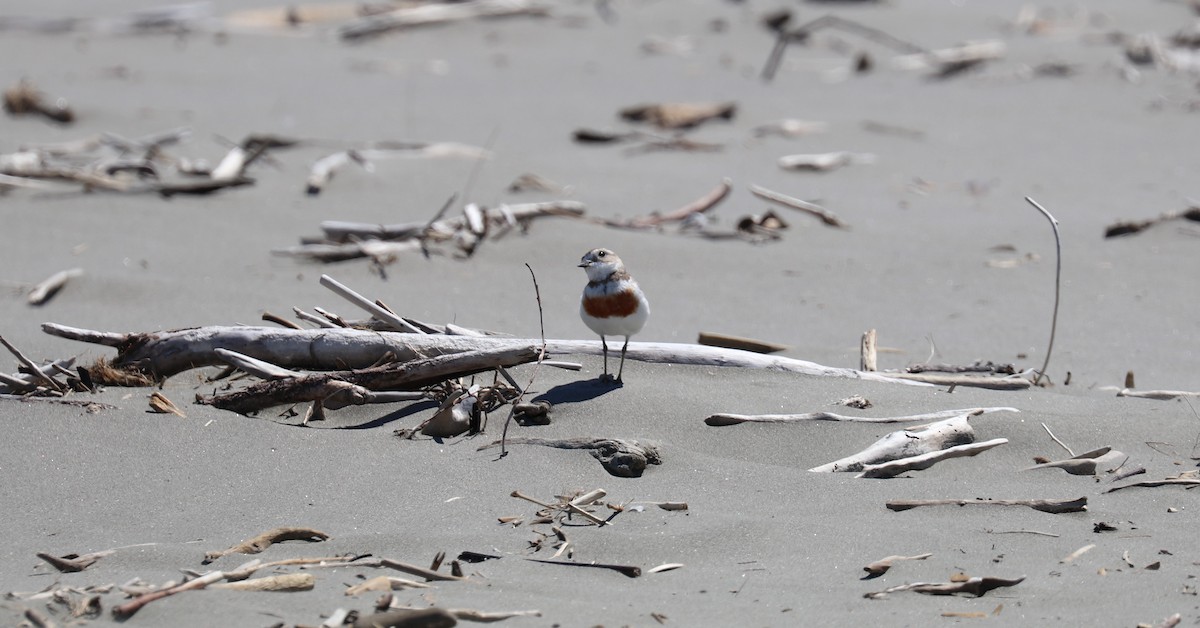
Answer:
[[27, 268, 82, 306], [1104, 206, 1200, 238], [1041, 422, 1074, 456], [1059, 544, 1095, 564], [0, 335, 63, 392], [858, 438, 1008, 479], [595, 178, 731, 230], [112, 570, 225, 619], [1025, 197, 1061, 386], [1104, 478, 1200, 494], [886, 497, 1087, 514], [525, 558, 641, 578], [777, 152, 874, 173], [148, 391, 186, 417], [619, 102, 736, 130], [1117, 388, 1200, 401], [36, 550, 114, 573], [864, 575, 1024, 599], [339, 0, 550, 42], [862, 553, 932, 578], [210, 573, 316, 592], [883, 372, 1032, 390], [344, 575, 432, 596], [1025, 447, 1125, 476], [378, 558, 467, 582], [750, 184, 849, 228], [707, 406, 1016, 427], [697, 331, 789, 354], [761, 14, 927, 82], [203, 527, 329, 564]]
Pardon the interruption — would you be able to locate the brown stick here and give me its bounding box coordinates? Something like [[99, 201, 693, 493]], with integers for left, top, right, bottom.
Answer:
[[886, 497, 1087, 514], [112, 571, 225, 619], [203, 527, 329, 564], [1104, 478, 1200, 494], [379, 558, 467, 582], [525, 558, 641, 578]]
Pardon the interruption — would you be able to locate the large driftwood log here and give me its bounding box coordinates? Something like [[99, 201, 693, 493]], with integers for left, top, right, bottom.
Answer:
[[809, 412, 979, 473], [43, 323, 922, 385]]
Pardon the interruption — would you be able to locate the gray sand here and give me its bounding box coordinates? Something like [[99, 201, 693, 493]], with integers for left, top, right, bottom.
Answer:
[[1, 1, 1198, 626]]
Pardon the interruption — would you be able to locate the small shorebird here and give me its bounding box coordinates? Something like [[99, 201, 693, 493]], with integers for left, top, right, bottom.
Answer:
[[579, 248, 649, 382]]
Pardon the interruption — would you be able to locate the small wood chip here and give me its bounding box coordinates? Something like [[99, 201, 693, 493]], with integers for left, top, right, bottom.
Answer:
[[148, 391, 186, 417]]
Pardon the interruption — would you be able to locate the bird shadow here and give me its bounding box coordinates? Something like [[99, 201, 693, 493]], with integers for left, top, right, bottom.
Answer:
[[533, 378, 623, 405]]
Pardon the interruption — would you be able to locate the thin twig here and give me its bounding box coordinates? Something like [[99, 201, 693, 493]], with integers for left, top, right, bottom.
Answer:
[[499, 263, 548, 458], [1025, 197, 1060, 386], [0, 335, 63, 392], [1041, 422, 1074, 457]]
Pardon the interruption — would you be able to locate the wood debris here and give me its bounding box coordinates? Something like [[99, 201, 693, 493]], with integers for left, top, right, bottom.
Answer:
[[1105, 207, 1200, 238], [886, 497, 1087, 514], [3, 79, 73, 124], [706, 406, 1017, 427], [697, 331, 789, 354], [810, 412, 982, 472], [862, 553, 932, 578], [148, 391, 186, 417], [1025, 447, 1127, 475], [777, 151, 875, 172], [210, 573, 315, 592], [865, 575, 1024, 599], [27, 268, 82, 306], [619, 102, 736, 130], [203, 527, 330, 564]]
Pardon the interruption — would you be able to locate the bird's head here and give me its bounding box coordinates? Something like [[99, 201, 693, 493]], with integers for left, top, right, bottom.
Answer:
[[578, 248, 625, 282]]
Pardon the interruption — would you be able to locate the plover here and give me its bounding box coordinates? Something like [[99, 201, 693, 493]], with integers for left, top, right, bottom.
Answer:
[[579, 248, 649, 382]]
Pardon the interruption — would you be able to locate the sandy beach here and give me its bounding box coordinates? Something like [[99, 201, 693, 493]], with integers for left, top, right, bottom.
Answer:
[[2, 1, 1199, 626]]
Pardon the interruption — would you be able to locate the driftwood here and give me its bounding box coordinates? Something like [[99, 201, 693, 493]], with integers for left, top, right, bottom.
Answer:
[[886, 497, 1088, 514], [882, 372, 1033, 390], [1104, 206, 1200, 238], [1117, 388, 1200, 401], [892, 41, 1008, 78], [860, 329, 877, 371], [751, 119, 829, 138], [210, 573, 316, 592], [862, 553, 933, 578], [696, 331, 789, 354], [525, 558, 641, 578], [277, 201, 585, 262], [339, 0, 549, 41], [479, 437, 661, 478], [1104, 477, 1200, 494], [203, 527, 329, 564], [593, 179, 730, 230], [27, 268, 82, 306], [750, 184, 849, 228], [36, 549, 114, 573], [202, 345, 539, 415], [777, 151, 874, 172], [761, 14, 926, 82], [864, 575, 1024, 599], [858, 438, 1008, 479], [619, 102, 736, 130], [44, 323, 921, 385], [810, 413, 982, 473], [113, 571, 225, 619], [706, 406, 1016, 427], [1025, 447, 1126, 475]]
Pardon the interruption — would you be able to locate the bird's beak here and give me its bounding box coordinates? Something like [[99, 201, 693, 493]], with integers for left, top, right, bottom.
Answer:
[[578, 261, 591, 268]]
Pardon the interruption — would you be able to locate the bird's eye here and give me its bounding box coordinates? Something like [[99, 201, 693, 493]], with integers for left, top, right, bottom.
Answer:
[[597, 251, 606, 257]]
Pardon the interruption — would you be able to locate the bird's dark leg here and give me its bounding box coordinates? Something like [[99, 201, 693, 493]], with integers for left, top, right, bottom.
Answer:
[[616, 336, 630, 382], [600, 336, 610, 380]]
